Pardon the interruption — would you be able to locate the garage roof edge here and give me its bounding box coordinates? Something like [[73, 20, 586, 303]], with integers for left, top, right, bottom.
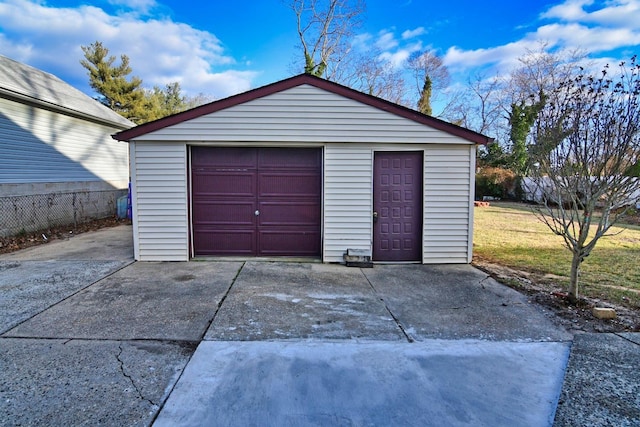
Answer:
[[112, 74, 493, 145]]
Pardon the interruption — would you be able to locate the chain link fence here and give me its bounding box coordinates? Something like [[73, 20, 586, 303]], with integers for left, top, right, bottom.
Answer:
[[0, 189, 127, 237]]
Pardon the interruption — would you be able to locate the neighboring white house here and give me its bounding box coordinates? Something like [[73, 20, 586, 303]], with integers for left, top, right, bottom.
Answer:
[[114, 74, 492, 263], [0, 55, 134, 236]]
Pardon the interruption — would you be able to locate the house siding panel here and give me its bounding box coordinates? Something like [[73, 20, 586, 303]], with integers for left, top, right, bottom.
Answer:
[[135, 85, 466, 145], [126, 81, 481, 264], [131, 142, 188, 261], [423, 145, 474, 264], [0, 97, 128, 188], [129, 141, 476, 263], [323, 145, 372, 263]]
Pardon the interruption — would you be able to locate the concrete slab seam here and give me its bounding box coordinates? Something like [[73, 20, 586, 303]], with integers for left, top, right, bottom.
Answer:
[[146, 263, 246, 426], [359, 268, 414, 343], [548, 339, 573, 425], [614, 332, 640, 346], [198, 261, 245, 342], [1, 335, 201, 345], [0, 260, 135, 337]]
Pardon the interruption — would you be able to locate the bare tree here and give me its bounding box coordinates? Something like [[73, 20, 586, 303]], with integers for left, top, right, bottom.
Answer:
[[440, 74, 507, 167], [184, 92, 215, 109], [338, 48, 409, 105], [446, 73, 504, 135], [406, 50, 449, 114], [406, 50, 449, 94], [290, 0, 365, 79], [507, 42, 586, 106], [527, 57, 640, 303]]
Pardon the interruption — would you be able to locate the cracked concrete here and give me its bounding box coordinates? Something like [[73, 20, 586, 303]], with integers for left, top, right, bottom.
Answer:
[[4, 225, 617, 426], [1, 248, 574, 427], [0, 338, 192, 426], [116, 343, 158, 408], [5, 261, 243, 341], [478, 275, 493, 289], [0, 260, 131, 334], [0, 225, 197, 426], [198, 261, 245, 341]]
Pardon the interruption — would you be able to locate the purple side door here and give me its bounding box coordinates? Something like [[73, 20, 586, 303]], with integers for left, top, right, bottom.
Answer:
[[373, 151, 423, 261]]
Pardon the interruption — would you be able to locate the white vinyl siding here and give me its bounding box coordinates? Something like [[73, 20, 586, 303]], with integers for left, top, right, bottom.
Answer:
[[134, 85, 466, 145], [323, 145, 372, 263], [128, 83, 480, 263], [423, 145, 474, 263], [131, 142, 188, 261], [323, 144, 476, 264], [0, 97, 128, 188], [129, 141, 476, 263]]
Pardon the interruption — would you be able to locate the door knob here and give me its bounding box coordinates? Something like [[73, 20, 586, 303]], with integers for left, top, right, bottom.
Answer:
[[255, 210, 260, 216], [373, 211, 378, 222]]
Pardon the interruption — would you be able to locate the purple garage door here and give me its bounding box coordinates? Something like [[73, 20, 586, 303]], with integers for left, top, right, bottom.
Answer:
[[373, 151, 423, 262], [191, 147, 321, 257]]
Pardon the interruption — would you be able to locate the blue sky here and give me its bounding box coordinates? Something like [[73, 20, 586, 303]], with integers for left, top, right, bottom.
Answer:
[[1, 0, 639, 103]]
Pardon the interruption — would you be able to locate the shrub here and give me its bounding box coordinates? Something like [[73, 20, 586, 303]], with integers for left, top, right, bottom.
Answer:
[[475, 167, 517, 200]]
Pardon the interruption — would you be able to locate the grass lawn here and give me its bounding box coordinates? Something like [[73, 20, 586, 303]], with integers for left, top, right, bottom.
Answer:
[[473, 202, 640, 309]]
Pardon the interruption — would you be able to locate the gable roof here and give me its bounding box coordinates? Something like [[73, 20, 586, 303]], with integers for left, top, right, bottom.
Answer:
[[0, 55, 134, 129], [113, 73, 492, 145]]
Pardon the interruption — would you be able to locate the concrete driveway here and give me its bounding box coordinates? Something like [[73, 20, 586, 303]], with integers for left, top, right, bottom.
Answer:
[[1, 225, 634, 426]]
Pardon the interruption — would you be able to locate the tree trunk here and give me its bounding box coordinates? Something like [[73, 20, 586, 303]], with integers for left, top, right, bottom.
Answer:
[[568, 252, 581, 304]]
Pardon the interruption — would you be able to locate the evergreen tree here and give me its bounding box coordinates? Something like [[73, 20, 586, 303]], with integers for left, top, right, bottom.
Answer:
[[80, 41, 146, 123], [145, 82, 188, 121], [158, 82, 186, 115], [417, 75, 432, 115]]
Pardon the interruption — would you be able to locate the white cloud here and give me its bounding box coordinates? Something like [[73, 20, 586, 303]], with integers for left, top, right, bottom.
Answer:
[[356, 29, 423, 68], [543, 0, 640, 27], [379, 50, 411, 68], [351, 33, 373, 51], [0, 0, 257, 99], [585, 0, 640, 26], [402, 27, 426, 39], [536, 22, 640, 52], [375, 30, 399, 50], [443, 40, 541, 74], [542, 0, 593, 20], [443, 0, 640, 79]]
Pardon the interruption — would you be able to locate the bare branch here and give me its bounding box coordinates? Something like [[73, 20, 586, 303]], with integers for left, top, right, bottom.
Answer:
[[527, 56, 640, 301], [290, 0, 365, 78]]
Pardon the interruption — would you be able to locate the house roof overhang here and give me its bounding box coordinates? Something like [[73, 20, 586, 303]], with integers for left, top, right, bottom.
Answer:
[[113, 73, 493, 145], [0, 87, 133, 130], [0, 54, 134, 129]]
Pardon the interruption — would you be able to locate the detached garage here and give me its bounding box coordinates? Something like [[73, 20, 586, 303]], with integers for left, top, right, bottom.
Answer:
[[114, 74, 491, 263]]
